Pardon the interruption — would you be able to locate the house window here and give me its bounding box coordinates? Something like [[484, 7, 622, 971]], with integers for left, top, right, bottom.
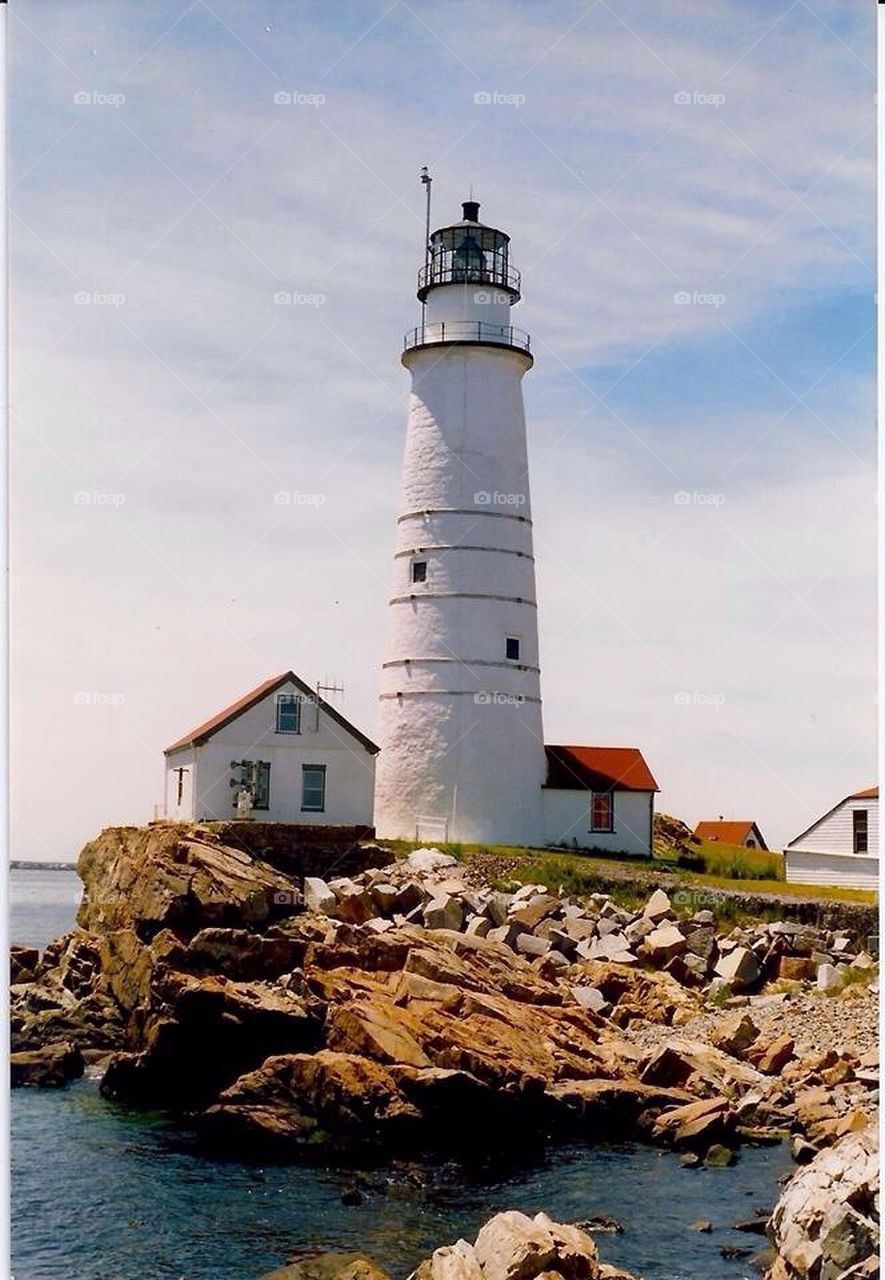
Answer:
[[411, 559, 427, 583], [253, 761, 271, 810], [505, 636, 520, 661], [301, 764, 326, 812], [590, 792, 614, 833], [276, 693, 301, 734], [853, 809, 868, 854]]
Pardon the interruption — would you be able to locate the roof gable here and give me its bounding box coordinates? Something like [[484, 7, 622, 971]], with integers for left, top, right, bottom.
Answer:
[[164, 671, 379, 756], [544, 744, 658, 793], [787, 786, 878, 849]]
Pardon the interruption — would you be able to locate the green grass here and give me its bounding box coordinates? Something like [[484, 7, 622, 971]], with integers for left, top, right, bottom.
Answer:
[[820, 962, 880, 995], [369, 837, 876, 911], [683, 839, 785, 882]]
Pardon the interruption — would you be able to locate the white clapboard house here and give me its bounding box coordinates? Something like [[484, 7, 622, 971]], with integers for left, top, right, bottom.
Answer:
[[784, 786, 879, 891], [164, 672, 378, 826], [542, 745, 658, 856]]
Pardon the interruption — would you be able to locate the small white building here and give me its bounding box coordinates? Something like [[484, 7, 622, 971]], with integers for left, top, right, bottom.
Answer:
[[693, 819, 768, 850], [785, 786, 879, 891], [542, 745, 658, 857], [164, 671, 378, 826]]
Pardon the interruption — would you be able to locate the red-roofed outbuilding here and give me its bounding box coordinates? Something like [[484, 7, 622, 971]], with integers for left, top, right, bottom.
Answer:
[[542, 744, 658, 856]]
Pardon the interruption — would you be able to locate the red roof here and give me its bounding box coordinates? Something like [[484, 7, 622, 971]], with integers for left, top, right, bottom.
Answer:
[[693, 820, 767, 849], [544, 745, 658, 792], [164, 671, 379, 756], [850, 786, 878, 800]]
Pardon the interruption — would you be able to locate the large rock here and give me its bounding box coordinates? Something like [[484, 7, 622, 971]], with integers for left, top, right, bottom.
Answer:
[[715, 946, 761, 991], [262, 1253, 390, 1280], [641, 924, 686, 967], [198, 1050, 421, 1157], [766, 1127, 879, 1280], [642, 890, 672, 924], [100, 973, 321, 1107], [10, 1041, 84, 1088], [77, 825, 304, 938], [326, 997, 432, 1069], [473, 1212, 562, 1280], [474, 1211, 599, 1280], [652, 1096, 735, 1150], [10, 945, 39, 985], [329, 880, 375, 926], [414, 1239, 484, 1280], [304, 877, 336, 914], [423, 896, 464, 932], [710, 1012, 760, 1057], [406, 848, 458, 874]]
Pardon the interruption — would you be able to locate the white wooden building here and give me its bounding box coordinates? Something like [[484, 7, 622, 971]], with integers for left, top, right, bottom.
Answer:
[[164, 671, 378, 826], [785, 786, 879, 891], [542, 745, 658, 856]]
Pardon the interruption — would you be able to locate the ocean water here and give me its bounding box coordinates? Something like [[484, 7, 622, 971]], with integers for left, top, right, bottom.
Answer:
[[10, 869, 791, 1280]]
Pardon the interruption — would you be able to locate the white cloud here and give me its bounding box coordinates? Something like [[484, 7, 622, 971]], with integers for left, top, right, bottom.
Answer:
[[10, 0, 875, 856]]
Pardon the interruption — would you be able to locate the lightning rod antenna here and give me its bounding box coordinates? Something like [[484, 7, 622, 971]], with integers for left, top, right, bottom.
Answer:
[[420, 166, 432, 329]]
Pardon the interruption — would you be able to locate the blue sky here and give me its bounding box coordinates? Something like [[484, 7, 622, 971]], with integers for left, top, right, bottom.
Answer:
[[10, 0, 876, 856]]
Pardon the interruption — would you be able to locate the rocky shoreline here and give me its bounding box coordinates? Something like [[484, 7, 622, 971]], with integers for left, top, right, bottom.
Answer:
[[10, 823, 880, 1279]]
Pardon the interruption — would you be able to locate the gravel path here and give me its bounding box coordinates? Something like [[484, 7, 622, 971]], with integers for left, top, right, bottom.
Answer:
[[626, 983, 879, 1059]]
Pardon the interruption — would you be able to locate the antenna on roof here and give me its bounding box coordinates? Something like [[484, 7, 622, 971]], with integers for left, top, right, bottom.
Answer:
[[419, 166, 432, 327], [315, 678, 345, 731]]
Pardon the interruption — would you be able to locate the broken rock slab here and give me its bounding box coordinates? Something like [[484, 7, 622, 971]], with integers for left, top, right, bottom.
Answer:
[[714, 946, 760, 991], [406, 849, 459, 874], [423, 896, 464, 933], [642, 889, 672, 924], [304, 878, 336, 915], [641, 924, 686, 967], [570, 986, 611, 1017]]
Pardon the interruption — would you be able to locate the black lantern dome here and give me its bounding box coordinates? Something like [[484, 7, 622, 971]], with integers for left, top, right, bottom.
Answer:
[[417, 200, 521, 302]]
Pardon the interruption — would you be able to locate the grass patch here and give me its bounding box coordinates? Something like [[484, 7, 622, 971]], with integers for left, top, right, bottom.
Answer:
[[372, 837, 876, 909], [685, 840, 785, 881]]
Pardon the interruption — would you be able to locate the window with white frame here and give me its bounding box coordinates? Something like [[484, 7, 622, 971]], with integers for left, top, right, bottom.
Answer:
[[275, 693, 301, 734], [301, 764, 326, 812], [590, 791, 614, 833], [854, 809, 869, 854]]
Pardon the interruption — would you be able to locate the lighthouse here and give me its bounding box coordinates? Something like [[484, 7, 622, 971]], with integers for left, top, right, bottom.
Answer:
[[374, 196, 547, 846]]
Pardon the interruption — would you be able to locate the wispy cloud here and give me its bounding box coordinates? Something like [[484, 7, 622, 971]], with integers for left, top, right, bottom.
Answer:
[[10, 0, 875, 854]]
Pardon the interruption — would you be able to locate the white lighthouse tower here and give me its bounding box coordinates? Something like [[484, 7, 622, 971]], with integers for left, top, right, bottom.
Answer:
[[374, 195, 547, 846]]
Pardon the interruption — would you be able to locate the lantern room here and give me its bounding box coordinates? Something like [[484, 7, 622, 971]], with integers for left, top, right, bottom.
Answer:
[[417, 200, 521, 302]]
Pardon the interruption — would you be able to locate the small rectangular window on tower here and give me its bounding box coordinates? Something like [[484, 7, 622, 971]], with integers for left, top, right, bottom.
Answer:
[[505, 636, 520, 662], [411, 559, 427, 584]]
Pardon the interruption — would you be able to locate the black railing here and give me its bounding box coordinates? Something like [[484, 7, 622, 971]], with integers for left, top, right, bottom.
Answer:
[[403, 321, 531, 354], [417, 260, 521, 301]]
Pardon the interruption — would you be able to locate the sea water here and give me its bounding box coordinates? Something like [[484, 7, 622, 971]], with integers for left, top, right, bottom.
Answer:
[[11, 870, 790, 1280]]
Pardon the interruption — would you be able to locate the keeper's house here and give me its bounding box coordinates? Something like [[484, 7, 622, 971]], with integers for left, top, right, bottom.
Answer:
[[164, 671, 378, 826], [542, 745, 658, 857], [784, 786, 878, 891]]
